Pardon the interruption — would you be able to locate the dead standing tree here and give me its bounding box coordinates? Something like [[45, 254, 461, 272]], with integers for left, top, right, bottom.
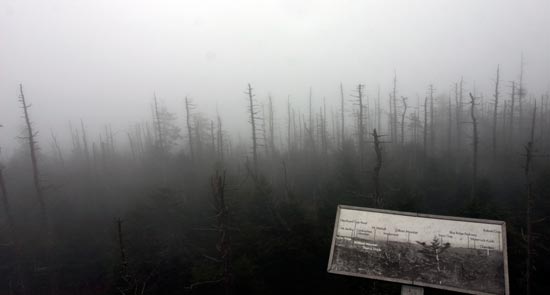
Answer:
[[340, 83, 345, 147], [153, 93, 165, 154], [352, 84, 366, 170], [400, 96, 408, 145], [492, 65, 500, 158], [372, 129, 383, 208], [245, 84, 259, 175], [429, 85, 436, 154], [212, 170, 232, 294], [185, 96, 195, 161], [19, 84, 57, 293], [18, 84, 49, 231], [469, 93, 479, 200], [523, 102, 537, 295]]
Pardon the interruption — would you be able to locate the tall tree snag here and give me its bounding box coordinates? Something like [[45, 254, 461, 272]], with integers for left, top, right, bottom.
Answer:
[[469, 93, 479, 200], [245, 84, 259, 174]]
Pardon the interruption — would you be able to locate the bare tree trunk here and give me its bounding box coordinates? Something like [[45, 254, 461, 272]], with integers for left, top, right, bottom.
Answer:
[[456, 78, 464, 153], [509, 82, 517, 147], [246, 83, 258, 174], [80, 119, 90, 168], [340, 83, 345, 146], [392, 72, 398, 143], [50, 130, 64, 166], [377, 85, 382, 132], [217, 114, 224, 163], [353, 84, 365, 169], [19, 84, 48, 230], [492, 65, 500, 158], [401, 96, 408, 145], [523, 101, 537, 295], [19, 84, 56, 294], [268, 95, 275, 156], [447, 93, 452, 155], [211, 170, 232, 295], [287, 97, 291, 152], [153, 93, 165, 153], [423, 96, 428, 156], [185, 96, 195, 160], [372, 129, 383, 208], [429, 84, 435, 154], [469, 93, 478, 200], [518, 54, 525, 135]]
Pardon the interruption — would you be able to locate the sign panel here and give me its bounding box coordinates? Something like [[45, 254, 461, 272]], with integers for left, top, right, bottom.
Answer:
[[327, 205, 509, 295]]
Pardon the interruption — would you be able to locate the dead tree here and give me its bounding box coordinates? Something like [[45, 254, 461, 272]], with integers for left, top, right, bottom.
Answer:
[[340, 83, 345, 146], [423, 96, 428, 156], [469, 93, 479, 200], [245, 84, 259, 174], [447, 92, 453, 154], [19, 84, 55, 292], [392, 72, 398, 143], [287, 97, 291, 152], [153, 93, 165, 153], [400, 96, 408, 145], [211, 170, 232, 294], [268, 95, 275, 156], [352, 84, 365, 169], [372, 129, 383, 207], [429, 85, 435, 154], [217, 113, 224, 163], [518, 54, 525, 133], [50, 130, 64, 166], [523, 101, 537, 295], [80, 119, 90, 167], [377, 85, 382, 132], [492, 65, 500, 158], [184, 96, 195, 160], [18, 84, 49, 230], [455, 78, 464, 153], [510, 82, 518, 142]]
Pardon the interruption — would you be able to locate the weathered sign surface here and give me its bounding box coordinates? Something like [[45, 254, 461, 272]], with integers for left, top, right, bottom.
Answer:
[[327, 205, 509, 295]]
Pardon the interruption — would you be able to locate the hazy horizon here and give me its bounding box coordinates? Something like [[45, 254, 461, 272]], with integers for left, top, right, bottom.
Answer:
[[1, 0, 549, 157]]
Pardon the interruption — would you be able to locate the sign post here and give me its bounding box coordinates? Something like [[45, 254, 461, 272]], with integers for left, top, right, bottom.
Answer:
[[401, 285, 424, 295], [327, 205, 509, 294]]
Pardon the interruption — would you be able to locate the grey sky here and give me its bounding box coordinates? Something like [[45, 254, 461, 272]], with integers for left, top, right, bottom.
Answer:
[[1, 0, 549, 156]]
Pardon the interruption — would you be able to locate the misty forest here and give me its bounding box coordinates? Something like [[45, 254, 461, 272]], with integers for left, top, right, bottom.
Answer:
[[1, 1, 550, 295]]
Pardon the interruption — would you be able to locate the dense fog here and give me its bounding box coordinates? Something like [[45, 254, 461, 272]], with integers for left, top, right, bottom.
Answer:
[[1, 0, 549, 294]]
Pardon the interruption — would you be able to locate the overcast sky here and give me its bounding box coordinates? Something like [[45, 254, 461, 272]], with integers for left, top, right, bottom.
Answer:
[[1, 0, 549, 156]]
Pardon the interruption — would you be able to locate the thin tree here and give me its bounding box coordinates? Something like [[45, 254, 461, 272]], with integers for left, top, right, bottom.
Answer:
[[372, 129, 383, 207], [153, 93, 164, 153], [268, 95, 275, 156], [245, 84, 259, 174], [400, 96, 408, 145], [352, 84, 365, 168], [340, 82, 345, 146], [18, 84, 48, 230], [523, 101, 537, 295], [185, 96, 195, 160], [429, 84, 435, 154], [392, 72, 398, 143], [492, 65, 500, 158], [211, 170, 232, 294], [423, 96, 428, 156], [469, 93, 479, 200]]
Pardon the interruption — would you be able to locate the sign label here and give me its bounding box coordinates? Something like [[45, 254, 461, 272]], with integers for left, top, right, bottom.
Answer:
[[327, 205, 509, 295]]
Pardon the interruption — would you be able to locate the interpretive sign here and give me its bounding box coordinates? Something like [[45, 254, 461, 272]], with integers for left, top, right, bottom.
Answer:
[[327, 205, 509, 295]]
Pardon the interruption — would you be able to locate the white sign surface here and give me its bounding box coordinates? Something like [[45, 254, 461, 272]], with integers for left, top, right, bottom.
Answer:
[[327, 205, 509, 295]]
